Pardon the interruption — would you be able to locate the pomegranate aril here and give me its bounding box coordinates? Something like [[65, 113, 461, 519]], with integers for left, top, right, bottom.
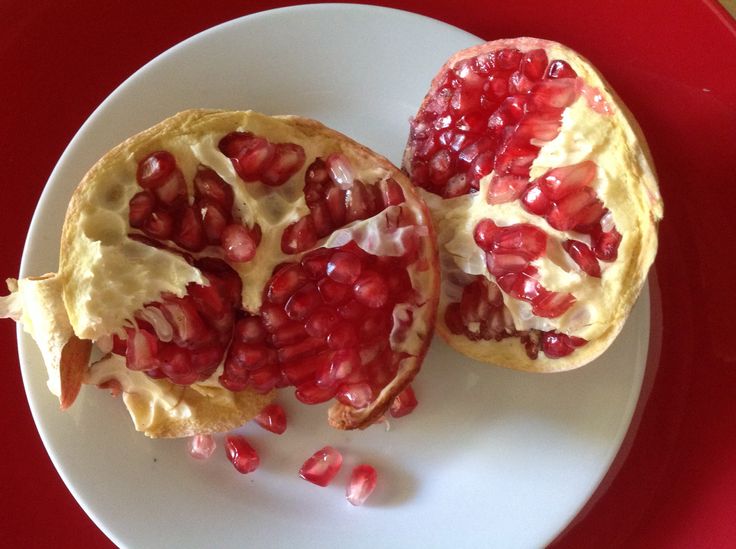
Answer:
[[327, 324, 359, 349], [305, 307, 340, 338], [187, 434, 216, 460], [521, 184, 552, 215], [193, 166, 234, 211], [219, 371, 249, 392], [346, 465, 378, 506], [260, 303, 290, 333], [270, 321, 306, 348], [128, 191, 155, 228], [158, 344, 198, 385], [429, 149, 453, 186], [353, 271, 389, 309], [153, 170, 187, 206], [316, 348, 360, 387], [254, 403, 287, 435], [137, 151, 177, 189], [266, 264, 309, 304], [336, 382, 374, 409], [489, 223, 548, 261], [487, 175, 528, 204], [227, 341, 269, 370], [200, 200, 229, 244], [160, 298, 210, 348], [325, 186, 347, 226], [317, 277, 350, 305], [538, 161, 597, 201], [563, 239, 602, 277], [547, 59, 577, 79], [125, 328, 159, 371], [529, 79, 578, 111], [285, 283, 321, 321], [299, 446, 343, 487], [445, 302, 465, 335], [295, 381, 336, 405], [379, 178, 405, 206], [191, 345, 224, 377], [540, 331, 578, 358], [390, 385, 418, 418], [260, 143, 306, 186], [277, 337, 324, 363], [345, 180, 373, 222], [326, 153, 354, 189], [592, 226, 622, 261], [221, 224, 258, 263], [225, 435, 260, 474], [281, 216, 318, 254], [143, 210, 174, 240], [326, 251, 362, 285], [532, 290, 576, 318], [249, 363, 282, 393], [338, 299, 365, 320], [301, 248, 332, 279], [520, 49, 548, 80], [230, 135, 276, 181], [310, 202, 333, 238], [173, 205, 206, 252], [281, 351, 330, 385]]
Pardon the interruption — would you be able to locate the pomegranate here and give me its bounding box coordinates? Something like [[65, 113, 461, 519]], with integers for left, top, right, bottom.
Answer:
[[346, 464, 378, 506], [403, 38, 663, 371], [1, 109, 438, 437], [299, 446, 343, 486]]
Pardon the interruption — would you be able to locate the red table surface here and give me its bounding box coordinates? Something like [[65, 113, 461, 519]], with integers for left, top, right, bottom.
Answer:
[[2, 1, 735, 547]]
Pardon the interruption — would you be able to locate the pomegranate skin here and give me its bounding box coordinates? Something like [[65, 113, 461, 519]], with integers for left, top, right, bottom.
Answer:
[[403, 38, 662, 372]]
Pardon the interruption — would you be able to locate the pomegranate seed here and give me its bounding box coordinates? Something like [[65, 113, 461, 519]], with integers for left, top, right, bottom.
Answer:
[[346, 465, 378, 506], [327, 324, 359, 349], [153, 170, 187, 206], [306, 158, 330, 187], [248, 363, 282, 393], [225, 435, 260, 474], [295, 381, 336, 404], [265, 264, 308, 304], [345, 180, 373, 222], [444, 302, 465, 335], [353, 271, 389, 309], [191, 345, 224, 376], [125, 328, 159, 371], [532, 290, 576, 318], [316, 348, 360, 387], [187, 434, 216, 460], [547, 59, 578, 79], [254, 403, 287, 434], [326, 153, 355, 189], [563, 239, 601, 277], [158, 344, 198, 385], [521, 184, 552, 215], [299, 446, 343, 487], [219, 371, 249, 391], [473, 218, 499, 252], [487, 175, 528, 204], [128, 191, 155, 228], [193, 166, 234, 211], [221, 224, 258, 263], [233, 316, 267, 344], [277, 337, 324, 363], [160, 298, 209, 347], [285, 283, 321, 321], [540, 331, 577, 358], [173, 205, 206, 252], [317, 277, 350, 305], [520, 49, 549, 80], [538, 161, 597, 201], [260, 303, 290, 332], [496, 47, 522, 70], [218, 131, 255, 157], [143, 210, 174, 241], [336, 382, 374, 409], [137, 151, 177, 189], [230, 136, 276, 181], [591, 226, 622, 261], [281, 216, 318, 254], [300, 248, 332, 278], [490, 223, 547, 261], [325, 186, 347, 226], [529, 79, 578, 111], [379, 178, 405, 206], [227, 341, 269, 370], [281, 351, 330, 385], [305, 307, 340, 338], [429, 149, 453, 186], [260, 143, 306, 186], [200, 200, 229, 244], [338, 299, 365, 320], [270, 321, 307, 348], [326, 251, 362, 284], [390, 385, 418, 418]]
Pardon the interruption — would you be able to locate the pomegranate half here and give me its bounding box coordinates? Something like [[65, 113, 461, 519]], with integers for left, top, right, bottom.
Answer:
[[1, 109, 438, 435], [403, 38, 663, 371]]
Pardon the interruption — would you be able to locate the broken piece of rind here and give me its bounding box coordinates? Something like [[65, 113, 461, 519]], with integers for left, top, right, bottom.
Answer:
[[405, 38, 662, 372], [11, 109, 437, 433]]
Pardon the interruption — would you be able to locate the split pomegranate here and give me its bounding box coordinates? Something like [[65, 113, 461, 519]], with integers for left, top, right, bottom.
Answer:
[[403, 38, 662, 371], [299, 446, 343, 486], [1, 109, 438, 438], [346, 464, 378, 506]]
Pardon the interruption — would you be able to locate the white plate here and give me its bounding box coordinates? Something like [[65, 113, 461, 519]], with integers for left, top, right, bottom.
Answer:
[[19, 5, 649, 548]]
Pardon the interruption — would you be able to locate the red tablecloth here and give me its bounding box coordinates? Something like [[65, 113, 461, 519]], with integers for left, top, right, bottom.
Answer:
[[2, 1, 735, 547]]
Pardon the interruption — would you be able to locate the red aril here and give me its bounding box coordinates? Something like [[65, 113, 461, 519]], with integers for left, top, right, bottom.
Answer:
[[390, 385, 418, 418], [346, 465, 378, 506], [404, 39, 662, 371], [225, 435, 260, 474], [299, 446, 343, 487], [187, 434, 216, 460], [254, 403, 287, 435]]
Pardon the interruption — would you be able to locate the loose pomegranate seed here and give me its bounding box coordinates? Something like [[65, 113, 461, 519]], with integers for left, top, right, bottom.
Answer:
[[187, 434, 216, 460], [562, 239, 601, 277], [346, 465, 378, 506], [390, 385, 418, 418], [299, 446, 343, 487], [254, 403, 287, 434], [225, 435, 260, 474], [137, 151, 177, 189]]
